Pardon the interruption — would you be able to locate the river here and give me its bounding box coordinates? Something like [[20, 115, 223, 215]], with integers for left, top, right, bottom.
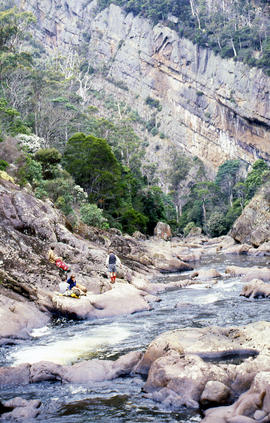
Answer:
[[1, 253, 270, 422]]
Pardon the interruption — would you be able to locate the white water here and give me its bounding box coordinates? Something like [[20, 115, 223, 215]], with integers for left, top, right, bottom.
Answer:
[[10, 323, 131, 365]]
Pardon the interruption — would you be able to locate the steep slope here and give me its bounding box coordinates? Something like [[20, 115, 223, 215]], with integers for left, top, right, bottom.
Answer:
[[15, 0, 270, 178], [230, 181, 270, 246]]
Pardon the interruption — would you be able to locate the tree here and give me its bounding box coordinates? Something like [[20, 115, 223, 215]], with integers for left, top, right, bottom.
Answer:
[[139, 186, 168, 233], [0, 7, 35, 78], [63, 132, 121, 204], [35, 148, 62, 179], [191, 181, 221, 227], [215, 160, 241, 206]]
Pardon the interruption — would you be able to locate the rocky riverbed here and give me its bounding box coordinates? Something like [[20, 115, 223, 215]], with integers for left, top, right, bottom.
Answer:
[[2, 176, 270, 422]]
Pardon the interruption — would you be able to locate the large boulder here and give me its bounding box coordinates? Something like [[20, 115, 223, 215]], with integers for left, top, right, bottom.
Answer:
[[134, 322, 270, 410], [201, 371, 270, 422], [230, 184, 270, 247], [0, 295, 50, 342], [154, 222, 172, 241], [51, 283, 151, 319]]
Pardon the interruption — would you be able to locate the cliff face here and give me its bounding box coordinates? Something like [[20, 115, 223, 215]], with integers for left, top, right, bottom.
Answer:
[[17, 0, 270, 177]]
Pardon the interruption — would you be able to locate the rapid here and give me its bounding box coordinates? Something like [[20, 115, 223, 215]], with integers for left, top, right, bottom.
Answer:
[[1, 253, 270, 423]]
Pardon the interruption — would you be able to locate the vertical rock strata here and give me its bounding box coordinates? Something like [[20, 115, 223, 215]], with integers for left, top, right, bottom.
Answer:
[[17, 0, 270, 174]]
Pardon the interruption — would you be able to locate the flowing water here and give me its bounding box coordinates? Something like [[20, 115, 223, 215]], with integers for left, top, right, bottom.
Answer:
[[1, 253, 270, 422]]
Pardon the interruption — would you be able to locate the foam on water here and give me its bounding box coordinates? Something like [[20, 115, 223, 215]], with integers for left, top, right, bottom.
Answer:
[[30, 326, 51, 337], [10, 324, 131, 365]]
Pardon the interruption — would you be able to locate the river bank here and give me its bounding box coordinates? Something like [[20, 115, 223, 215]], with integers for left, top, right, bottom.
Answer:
[[2, 176, 270, 421]]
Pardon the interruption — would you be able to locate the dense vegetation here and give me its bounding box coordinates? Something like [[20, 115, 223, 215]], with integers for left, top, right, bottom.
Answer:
[[0, 5, 269, 238], [0, 6, 177, 235], [178, 158, 270, 237], [97, 0, 270, 75]]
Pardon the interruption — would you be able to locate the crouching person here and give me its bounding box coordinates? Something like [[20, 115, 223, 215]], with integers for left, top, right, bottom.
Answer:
[[67, 274, 87, 295]]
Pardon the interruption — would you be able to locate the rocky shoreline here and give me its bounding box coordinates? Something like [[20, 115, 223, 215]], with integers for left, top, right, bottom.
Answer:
[[2, 176, 270, 421]]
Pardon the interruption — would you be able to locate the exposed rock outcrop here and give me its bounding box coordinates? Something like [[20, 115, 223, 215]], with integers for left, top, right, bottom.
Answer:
[[154, 222, 172, 241], [0, 177, 196, 339], [13, 0, 270, 187], [230, 184, 270, 247], [134, 321, 270, 410]]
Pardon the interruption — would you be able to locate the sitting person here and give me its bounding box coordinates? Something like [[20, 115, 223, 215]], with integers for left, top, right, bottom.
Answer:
[[67, 274, 87, 295], [48, 245, 69, 272]]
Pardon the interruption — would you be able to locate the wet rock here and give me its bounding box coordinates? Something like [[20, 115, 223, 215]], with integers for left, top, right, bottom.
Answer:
[[225, 266, 258, 277], [0, 295, 50, 340], [240, 280, 270, 299], [222, 244, 251, 255], [200, 381, 231, 406], [1, 351, 143, 385], [0, 397, 41, 420], [191, 268, 221, 281], [30, 361, 63, 383], [201, 371, 270, 423], [135, 322, 270, 410], [241, 268, 270, 283], [62, 350, 141, 383], [143, 350, 221, 409], [0, 364, 30, 386], [156, 258, 193, 273]]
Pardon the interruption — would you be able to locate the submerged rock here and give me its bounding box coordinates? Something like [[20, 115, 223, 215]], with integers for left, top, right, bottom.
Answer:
[[0, 397, 41, 420], [0, 351, 142, 386]]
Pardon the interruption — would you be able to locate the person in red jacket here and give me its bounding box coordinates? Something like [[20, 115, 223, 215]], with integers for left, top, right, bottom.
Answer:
[[48, 246, 69, 272]]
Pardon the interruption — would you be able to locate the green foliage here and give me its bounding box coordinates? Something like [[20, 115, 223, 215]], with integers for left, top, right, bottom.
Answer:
[[18, 156, 42, 186], [183, 221, 196, 237], [224, 201, 242, 228], [245, 159, 269, 199], [80, 203, 109, 229], [63, 132, 121, 204], [35, 148, 62, 179], [139, 186, 169, 233], [119, 207, 148, 234], [0, 97, 30, 137], [0, 158, 8, 170], [215, 159, 241, 205], [145, 96, 162, 111], [206, 211, 227, 237], [0, 7, 35, 75]]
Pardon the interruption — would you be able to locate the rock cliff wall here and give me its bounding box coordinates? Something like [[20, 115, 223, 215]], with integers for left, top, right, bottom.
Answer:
[[17, 0, 270, 177]]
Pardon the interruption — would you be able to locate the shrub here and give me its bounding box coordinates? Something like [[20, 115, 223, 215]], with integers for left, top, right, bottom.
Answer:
[[80, 203, 109, 229], [18, 157, 43, 186], [0, 159, 8, 171], [183, 221, 196, 236], [17, 134, 46, 153]]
